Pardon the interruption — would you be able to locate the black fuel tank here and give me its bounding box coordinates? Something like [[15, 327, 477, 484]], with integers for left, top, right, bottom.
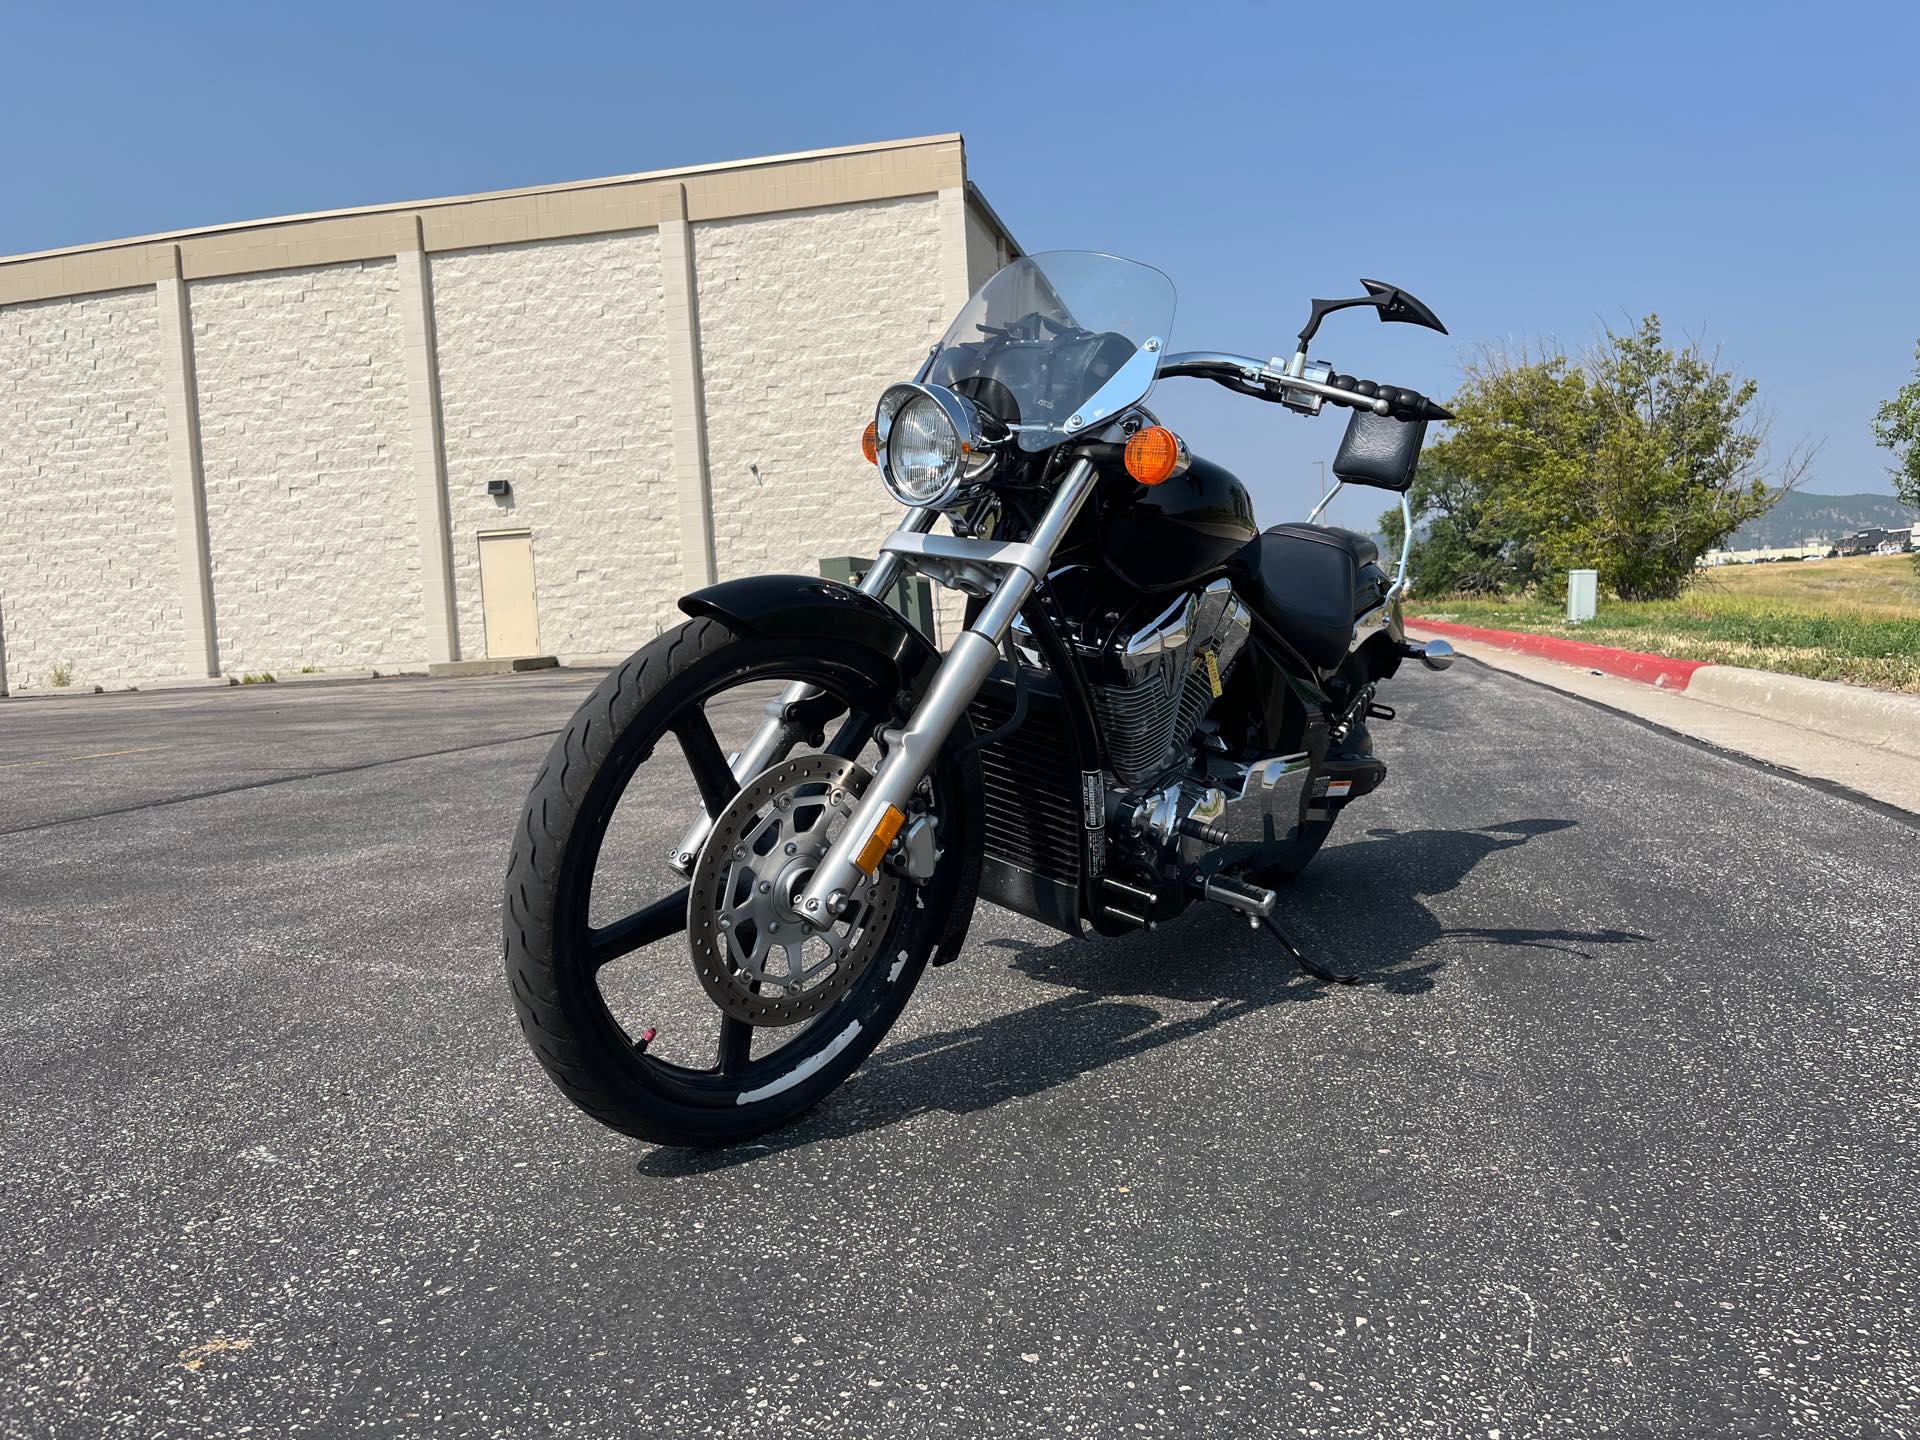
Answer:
[[1097, 453, 1259, 592]]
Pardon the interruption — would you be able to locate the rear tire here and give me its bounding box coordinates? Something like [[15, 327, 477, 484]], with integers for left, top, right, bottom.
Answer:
[[504, 616, 945, 1146]]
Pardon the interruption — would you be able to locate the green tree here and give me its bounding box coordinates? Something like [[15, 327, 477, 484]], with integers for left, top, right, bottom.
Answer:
[[1871, 341, 1920, 570], [1378, 459, 1518, 595], [1385, 318, 1803, 601], [1574, 317, 1791, 598], [1383, 345, 1591, 595]]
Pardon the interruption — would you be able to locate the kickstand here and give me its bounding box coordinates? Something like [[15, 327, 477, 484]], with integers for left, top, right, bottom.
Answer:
[[1259, 913, 1361, 985]]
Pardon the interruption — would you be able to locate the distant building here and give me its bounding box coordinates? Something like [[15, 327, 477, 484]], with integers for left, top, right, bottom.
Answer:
[[0, 135, 1017, 693], [1700, 544, 1828, 566], [1838, 526, 1915, 556]]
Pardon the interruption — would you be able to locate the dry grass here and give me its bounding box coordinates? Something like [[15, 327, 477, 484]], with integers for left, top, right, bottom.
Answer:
[[1414, 553, 1920, 693], [1693, 553, 1920, 619]]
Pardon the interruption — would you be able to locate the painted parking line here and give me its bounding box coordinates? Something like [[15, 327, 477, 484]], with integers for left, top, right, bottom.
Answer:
[[0, 745, 171, 771]]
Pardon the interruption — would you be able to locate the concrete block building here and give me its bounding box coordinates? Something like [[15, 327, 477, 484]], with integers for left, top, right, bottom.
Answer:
[[0, 135, 1018, 694]]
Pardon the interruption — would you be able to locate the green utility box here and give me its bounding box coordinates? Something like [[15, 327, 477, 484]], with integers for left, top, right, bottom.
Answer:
[[819, 555, 935, 640]]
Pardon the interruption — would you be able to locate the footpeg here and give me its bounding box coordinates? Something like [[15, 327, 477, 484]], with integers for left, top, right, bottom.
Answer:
[[1177, 816, 1232, 846], [1195, 873, 1361, 984], [1193, 873, 1277, 924]]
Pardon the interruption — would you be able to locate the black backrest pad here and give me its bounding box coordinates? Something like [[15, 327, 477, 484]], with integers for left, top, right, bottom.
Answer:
[[1331, 410, 1427, 492]]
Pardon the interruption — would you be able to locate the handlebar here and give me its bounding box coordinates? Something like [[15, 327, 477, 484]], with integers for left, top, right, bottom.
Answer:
[[1157, 351, 1453, 423]]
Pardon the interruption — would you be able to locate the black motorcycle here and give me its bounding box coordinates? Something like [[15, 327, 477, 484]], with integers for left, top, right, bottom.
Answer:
[[505, 251, 1456, 1145]]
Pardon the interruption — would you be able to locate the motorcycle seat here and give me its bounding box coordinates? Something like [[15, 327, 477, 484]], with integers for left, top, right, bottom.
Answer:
[[1277, 523, 1379, 569], [1228, 524, 1385, 671]]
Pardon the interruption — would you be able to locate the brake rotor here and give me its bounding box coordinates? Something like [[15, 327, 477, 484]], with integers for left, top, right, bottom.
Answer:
[[686, 753, 901, 1027]]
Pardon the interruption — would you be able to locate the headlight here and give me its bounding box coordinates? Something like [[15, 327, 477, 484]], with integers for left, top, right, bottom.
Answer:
[[873, 383, 991, 509]]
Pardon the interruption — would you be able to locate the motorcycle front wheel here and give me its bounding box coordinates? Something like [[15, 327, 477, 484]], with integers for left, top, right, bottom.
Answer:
[[504, 616, 951, 1146]]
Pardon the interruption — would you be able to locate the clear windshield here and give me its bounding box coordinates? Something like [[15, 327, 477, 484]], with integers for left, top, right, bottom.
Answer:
[[923, 251, 1176, 452]]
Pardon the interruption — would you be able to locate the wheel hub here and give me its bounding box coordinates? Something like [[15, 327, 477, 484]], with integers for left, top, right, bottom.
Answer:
[[686, 754, 900, 1027]]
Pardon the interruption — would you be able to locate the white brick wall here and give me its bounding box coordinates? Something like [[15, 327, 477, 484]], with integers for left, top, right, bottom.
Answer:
[[965, 200, 1008, 291], [697, 197, 948, 589], [0, 288, 178, 690], [0, 174, 1011, 689], [431, 232, 678, 660], [191, 261, 423, 675]]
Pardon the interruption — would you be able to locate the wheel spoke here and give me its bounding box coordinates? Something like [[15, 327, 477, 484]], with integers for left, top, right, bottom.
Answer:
[[717, 1016, 753, 1075], [673, 708, 738, 818], [588, 886, 688, 970]]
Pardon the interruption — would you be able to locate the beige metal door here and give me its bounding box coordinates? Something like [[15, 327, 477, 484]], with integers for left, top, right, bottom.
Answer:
[[477, 531, 541, 657]]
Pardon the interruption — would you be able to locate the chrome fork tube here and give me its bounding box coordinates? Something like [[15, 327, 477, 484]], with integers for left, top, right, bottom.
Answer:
[[796, 458, 1099, 922], [845, 504, 937, 600], [667, 506, 939, 874]]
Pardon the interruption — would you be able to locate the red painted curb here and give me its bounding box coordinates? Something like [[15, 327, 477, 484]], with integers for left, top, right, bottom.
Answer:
[[1406, 618, 1712, 690]]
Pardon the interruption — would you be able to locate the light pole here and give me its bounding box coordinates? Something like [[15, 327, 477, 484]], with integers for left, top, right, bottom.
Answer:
[[1314, 460, 1327, 503]]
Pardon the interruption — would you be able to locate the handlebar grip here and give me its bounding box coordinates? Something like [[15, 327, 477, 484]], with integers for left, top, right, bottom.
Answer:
[[1328, 374, 1453, 423]]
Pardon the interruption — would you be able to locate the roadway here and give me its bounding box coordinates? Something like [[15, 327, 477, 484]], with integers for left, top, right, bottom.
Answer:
[[2, 661, 1914, 1438]]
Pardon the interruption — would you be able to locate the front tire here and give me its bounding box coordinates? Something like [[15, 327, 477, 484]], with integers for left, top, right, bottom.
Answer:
[[504, 617, 945, 1146]]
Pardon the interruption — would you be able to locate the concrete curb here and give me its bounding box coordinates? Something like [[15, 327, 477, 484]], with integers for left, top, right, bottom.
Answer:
[[1408, 618, 1708, 688], [1686, 666, 1920, 761], [425, 656, 559, 678], [554, 652, 626, 669], [270, 669, 379, 685], [139, 675, 237, 691], [0, 685, 109, 700], [1407, 619, 1920, 761]]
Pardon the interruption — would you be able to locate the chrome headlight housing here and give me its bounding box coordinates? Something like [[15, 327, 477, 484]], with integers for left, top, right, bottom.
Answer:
[[873, 383, 993, 509]]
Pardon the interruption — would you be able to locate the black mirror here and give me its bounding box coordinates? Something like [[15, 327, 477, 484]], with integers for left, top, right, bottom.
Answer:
[[1297, 279, 1448, 350], [1331, 409, 1427, 493]]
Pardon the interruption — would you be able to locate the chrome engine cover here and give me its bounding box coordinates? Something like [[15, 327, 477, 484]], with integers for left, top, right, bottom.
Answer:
[[1119, 751, 1312, 860], [1088, 579, 1251, 786]]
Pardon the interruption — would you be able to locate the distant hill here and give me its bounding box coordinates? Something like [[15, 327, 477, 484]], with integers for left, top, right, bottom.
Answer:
[[1727, 490, 1916, 549]]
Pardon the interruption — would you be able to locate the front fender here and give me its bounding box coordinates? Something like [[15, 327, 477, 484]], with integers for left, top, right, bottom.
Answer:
[[680, 574, 941, 702], [677, 574, 985, 967]]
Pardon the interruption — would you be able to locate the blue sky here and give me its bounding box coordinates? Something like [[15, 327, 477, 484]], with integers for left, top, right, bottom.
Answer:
[[4, 1, 1915, 531]]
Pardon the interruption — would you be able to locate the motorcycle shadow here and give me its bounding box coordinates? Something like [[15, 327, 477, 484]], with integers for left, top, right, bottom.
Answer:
[[637, 816, 1647, 1172]]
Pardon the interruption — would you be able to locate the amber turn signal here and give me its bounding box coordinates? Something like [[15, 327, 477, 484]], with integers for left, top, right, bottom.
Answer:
[[861, 421, 879, 465], [1124, 426, 1185, 485]]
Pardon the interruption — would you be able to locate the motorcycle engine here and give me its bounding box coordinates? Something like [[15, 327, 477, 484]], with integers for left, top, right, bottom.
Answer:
[[1080, 580, 1252, 787]]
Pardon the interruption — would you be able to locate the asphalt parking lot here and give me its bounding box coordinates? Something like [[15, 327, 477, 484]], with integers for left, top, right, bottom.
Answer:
[[2, 662, 1915, 1438]]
